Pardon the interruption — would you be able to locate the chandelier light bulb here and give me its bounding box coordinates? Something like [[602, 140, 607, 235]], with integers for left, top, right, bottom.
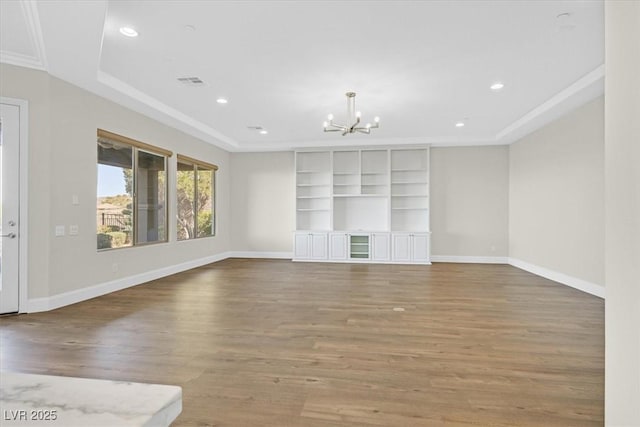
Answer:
[[327, 113, 334, 121], [366, 123, 372, 129], [323, 121, 328, 128], [374, 116, 380, 123], [356, 111, 362, 118]]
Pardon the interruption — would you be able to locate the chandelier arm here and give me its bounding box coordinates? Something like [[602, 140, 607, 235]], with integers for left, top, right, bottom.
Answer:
[[324, 128, 344, 132], [348, 117, 361, 133]]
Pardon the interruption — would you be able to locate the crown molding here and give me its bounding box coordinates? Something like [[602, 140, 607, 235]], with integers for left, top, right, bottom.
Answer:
[[96, 70, 239, 151], [0, 0, 48, 71], [495, 64, 605, 144]]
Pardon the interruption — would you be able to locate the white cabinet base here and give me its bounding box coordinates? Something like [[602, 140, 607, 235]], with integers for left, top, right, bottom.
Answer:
[[294, 231, 430, 264], [293, 232, 328, 260]]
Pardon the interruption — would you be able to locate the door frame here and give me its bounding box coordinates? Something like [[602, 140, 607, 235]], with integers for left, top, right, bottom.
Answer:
[[1, 97, 29, 313]]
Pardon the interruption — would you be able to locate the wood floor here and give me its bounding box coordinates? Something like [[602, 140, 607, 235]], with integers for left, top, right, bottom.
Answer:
[[0, 259, 604, 426]]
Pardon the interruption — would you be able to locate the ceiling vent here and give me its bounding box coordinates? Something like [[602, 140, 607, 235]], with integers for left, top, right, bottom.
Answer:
[[177, 77, 206, 86]]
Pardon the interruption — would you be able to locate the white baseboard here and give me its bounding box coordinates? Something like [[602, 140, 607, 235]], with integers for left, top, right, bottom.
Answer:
[[431, 255, 509, 264], [228, 251, 292, 259], [508, 257, 605, 299], [26, 251, 234, 313]]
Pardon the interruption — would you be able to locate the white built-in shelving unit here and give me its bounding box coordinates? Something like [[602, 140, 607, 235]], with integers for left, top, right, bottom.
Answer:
[[294, 147, 430, 264]]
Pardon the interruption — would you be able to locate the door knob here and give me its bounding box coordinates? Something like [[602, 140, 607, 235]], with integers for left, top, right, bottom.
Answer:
[[8, 221, 16, 226], [1, 233, 16, 239]]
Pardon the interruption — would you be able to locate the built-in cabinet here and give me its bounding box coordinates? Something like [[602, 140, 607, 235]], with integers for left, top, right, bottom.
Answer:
[[391, 233, 430, 263], [294, 147, 430, 264], [294, 232, 328, 260]]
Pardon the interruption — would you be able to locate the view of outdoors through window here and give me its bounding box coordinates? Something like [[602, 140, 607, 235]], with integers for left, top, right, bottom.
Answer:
[[177, 160, 214, 240], [97, 132, 213, 249], [97, 139, 133, 249], [136, 150, 167, 243], [97, 132, 169, 250]]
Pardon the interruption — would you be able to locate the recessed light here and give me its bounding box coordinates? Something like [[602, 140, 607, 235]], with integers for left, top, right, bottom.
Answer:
[[119, 27, 138, 37], [259, 130, 268, 135], [216, 98, 228, 104], [455, 122, 465, 128], [490, 82, 505, 91]]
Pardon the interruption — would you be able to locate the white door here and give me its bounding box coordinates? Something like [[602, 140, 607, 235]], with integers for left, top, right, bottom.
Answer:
[[310, 233, 328, 259], [392, 233, 411, 262], [0, 103, 20, 313], [329, 233, 347, 260], [371, 233, 390, 261], [294, 232, 311, 259], [412, 233, 430, 262]]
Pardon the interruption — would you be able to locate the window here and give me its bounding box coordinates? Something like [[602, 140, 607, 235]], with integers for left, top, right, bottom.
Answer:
[[97, 129, 171, 250], [177, 155, 217, 240]]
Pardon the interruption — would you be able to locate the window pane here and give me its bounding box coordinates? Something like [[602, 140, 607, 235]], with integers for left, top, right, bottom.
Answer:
[[97, 140, 133, 249], [196, 167, 214, 237], [136, 150, 167, 244], [176, 161, 195, 240]]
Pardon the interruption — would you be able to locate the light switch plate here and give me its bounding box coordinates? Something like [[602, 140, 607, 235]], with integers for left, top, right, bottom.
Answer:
[[55, 225, 65, 236], [72, 195, 79, 205], [69, 225, 79, 235]]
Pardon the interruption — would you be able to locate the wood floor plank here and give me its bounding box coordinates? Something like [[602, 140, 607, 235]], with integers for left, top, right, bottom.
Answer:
[[0, 259, 604, 426]]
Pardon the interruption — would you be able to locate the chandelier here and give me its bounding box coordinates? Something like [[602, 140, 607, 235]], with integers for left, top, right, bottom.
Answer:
[[323, 92, 380, 135]]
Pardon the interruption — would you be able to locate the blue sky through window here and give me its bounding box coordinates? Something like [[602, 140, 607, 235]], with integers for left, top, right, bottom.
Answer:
[[97, 164, 128, 197]]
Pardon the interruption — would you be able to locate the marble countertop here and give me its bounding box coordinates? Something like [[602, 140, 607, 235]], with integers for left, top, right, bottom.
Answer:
[[0, 372, 182, 426]]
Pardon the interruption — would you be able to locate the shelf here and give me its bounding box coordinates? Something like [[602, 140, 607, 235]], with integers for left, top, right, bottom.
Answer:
[[391, 207, 428, 211], [297, 148, 429, 237], [391, 181, 428, 185], [334, 194, 387, 198]]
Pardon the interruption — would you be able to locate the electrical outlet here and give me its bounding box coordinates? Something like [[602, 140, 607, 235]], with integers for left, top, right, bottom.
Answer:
[[69, 225, 79, 235]]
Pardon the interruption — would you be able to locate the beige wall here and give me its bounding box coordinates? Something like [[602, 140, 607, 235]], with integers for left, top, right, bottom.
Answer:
[[509, 97, 605, 286], [604, 2, 640, 424], [1, 63, 231, 299], [230, 151, 295, 253], [431, 146, 509, 258]]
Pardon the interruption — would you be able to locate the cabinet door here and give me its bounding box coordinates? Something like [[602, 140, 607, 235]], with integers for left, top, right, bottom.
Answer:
[[310, 233, 328, 259], [371, 233, 390, 261], [392, 233, 412, 262], [329, 233, 348, 260], [412, 233, 430, 262], [294, 233, 311, 259], [349, 234, 370, 260]]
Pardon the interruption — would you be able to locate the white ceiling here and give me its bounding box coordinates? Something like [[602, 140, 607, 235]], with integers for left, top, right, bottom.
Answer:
[[1, 0, 604, 152]]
